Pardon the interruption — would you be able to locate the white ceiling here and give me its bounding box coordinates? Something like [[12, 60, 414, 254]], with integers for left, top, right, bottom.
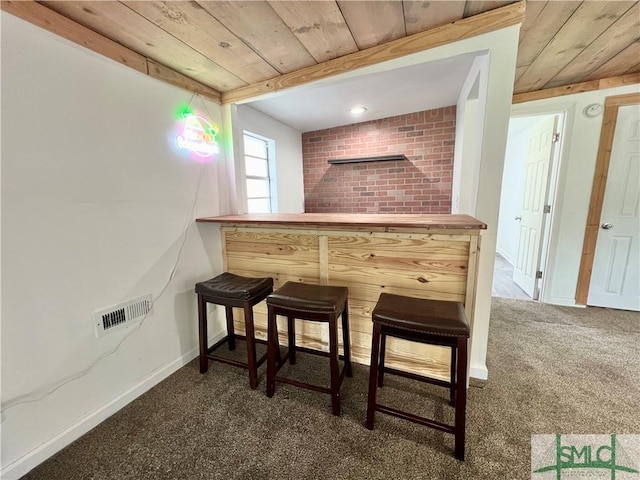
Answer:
[[247, 53, 478, 133]]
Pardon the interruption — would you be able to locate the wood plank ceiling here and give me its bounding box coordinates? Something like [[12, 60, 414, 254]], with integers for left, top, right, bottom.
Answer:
[[13, 1, 640, 101]]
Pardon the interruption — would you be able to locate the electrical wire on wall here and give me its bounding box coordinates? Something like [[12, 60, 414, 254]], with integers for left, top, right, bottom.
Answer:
[[1, 93, 213, 416]]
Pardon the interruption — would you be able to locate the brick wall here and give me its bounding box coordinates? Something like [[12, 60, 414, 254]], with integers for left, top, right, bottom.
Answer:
[[302, 106, 456, 213]]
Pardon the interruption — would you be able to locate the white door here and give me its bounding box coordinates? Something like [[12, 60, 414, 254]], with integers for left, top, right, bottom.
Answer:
[[588, 104, 640, 311], [513, 116, 558, 299]]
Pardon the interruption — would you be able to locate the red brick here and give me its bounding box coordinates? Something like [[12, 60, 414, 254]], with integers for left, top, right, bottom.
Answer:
[[302, 106, 455, 214]]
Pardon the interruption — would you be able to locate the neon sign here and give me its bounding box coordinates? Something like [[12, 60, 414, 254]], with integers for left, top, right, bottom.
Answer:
[[176, 110, 219, 158]]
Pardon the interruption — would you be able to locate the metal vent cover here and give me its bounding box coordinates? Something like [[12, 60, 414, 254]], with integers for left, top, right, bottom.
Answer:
[[93, 294, 152, 337]]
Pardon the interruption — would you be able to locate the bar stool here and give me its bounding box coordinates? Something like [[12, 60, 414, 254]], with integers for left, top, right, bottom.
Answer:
[[196, 272, 273, 389], [266, 281, 352, 416], [365, 293, 470, 460]]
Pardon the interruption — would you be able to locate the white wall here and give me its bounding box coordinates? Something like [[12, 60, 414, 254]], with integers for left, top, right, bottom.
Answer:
[[512, 83, 640, 306], [453, 58, 486, 215], [1, 13, 228, 478], [235, 105, 305, 213], [446, 26, 521, 381]]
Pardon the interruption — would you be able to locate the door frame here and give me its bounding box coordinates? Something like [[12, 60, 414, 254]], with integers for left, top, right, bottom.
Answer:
[[497, 111, 565, 301], [575, 92, 640, 304]]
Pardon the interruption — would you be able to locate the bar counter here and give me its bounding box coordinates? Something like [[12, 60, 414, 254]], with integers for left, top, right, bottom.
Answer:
[[196, 213, 486, 379]]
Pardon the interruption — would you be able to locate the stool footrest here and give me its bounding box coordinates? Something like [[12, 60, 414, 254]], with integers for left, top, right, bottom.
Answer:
[[274, 363, 349, 394], [206, 354, 248, 369], [205, 352, 267, 371], [273, 376, 332, 395], [290, 345, 349, 361], [382, 366, 452, 389], [273, 347, 349, 394], [205, 335, 268, 370], [206, 334, 267, 353], [375, 403, 455, 434]]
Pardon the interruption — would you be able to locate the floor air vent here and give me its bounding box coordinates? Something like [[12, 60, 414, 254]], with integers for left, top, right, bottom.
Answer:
[[93, 294, 152, 338]]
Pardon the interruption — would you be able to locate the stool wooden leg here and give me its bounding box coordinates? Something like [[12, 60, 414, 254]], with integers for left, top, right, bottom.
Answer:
[[328, 314, 341, 416], [449, 345, 457, 407], [288, 316, 296, 365], [266, 306, 278, 398], [366, 322, 382, 429], [198, 295, 208, 374], [377, 332, 386, 388], [243, 302, 259, 389], [454, 337, 468, 461], [274, 316, 282, 364], [341, 301, 352, 377], [225, 306, 236, 351]]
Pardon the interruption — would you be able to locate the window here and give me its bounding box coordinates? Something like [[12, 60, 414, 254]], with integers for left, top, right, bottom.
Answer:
[[244, 132, 275, 213]]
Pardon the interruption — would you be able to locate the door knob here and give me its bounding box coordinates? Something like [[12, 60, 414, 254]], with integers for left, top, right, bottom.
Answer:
[[515, 216, 522, 221], [601, 223, 613, 230]]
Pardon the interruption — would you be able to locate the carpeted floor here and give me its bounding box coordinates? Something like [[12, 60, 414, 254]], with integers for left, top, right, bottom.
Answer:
[[22, 298, 639, 480]]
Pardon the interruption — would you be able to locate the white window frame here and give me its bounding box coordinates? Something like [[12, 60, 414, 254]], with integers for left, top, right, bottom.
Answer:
[[243, 131, 277, 213]]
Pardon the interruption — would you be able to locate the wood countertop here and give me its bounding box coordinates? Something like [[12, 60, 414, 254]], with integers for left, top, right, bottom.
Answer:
[[196, 213, 486, 230]]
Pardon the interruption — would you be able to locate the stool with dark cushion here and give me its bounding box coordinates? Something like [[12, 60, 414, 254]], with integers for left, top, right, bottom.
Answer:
[[365, 293, 470, 460], [266, 281, 352, 416], [196, 272, 273, 389]]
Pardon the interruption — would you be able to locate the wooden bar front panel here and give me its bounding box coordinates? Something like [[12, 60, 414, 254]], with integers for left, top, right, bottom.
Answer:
[[223, 225, 478, 380]]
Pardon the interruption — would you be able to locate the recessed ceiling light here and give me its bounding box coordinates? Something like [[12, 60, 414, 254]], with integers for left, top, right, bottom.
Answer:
[[349, 106, 367, 115]]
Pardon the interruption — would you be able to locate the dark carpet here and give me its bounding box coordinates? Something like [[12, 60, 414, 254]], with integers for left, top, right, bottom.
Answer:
[[22, 298, 639, 480]]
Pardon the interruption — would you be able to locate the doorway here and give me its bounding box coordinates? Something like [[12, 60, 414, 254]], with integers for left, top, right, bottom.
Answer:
[[493, 113, 564, 301], [576, 93, 640, 311]]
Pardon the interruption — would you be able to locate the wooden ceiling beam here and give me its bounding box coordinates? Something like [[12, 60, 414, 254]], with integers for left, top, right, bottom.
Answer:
[[463, 1, 515, 18], [1, 0, 147, 73], [0, 0, 222, 103], [512, 73, 640, 104], [147, 60, 222, 104], [221, 1, 526, 105]]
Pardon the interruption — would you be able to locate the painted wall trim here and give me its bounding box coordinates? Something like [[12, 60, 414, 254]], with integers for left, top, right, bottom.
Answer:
[[496, 247, 515, 267], [575, 92, 640, 304], [221, 2, 526, 104], [469, 364, 488, 381], [0, 332, 225, 480], [512, 73, 640, 105]]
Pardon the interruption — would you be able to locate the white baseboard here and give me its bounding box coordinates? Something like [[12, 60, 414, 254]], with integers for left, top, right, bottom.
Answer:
[[495, 247, 515, 266], [4, 331, 485, 479], [1, 333, 225, 480], [470, 363, 488, 381]]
